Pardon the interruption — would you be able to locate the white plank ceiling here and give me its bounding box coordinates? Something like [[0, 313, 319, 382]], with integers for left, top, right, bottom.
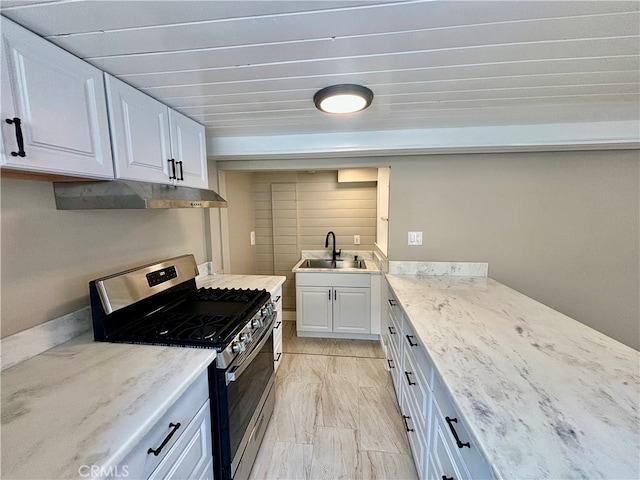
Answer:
[[2, 0, 638, 139]]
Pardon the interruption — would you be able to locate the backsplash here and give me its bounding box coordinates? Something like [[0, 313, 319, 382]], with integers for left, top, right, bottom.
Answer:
[[389, 261, 488, 277]]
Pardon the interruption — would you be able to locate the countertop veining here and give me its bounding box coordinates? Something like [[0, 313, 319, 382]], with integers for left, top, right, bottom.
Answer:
[[385, 274, 640, 479]]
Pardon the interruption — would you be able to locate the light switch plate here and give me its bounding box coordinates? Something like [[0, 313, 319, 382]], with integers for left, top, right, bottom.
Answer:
[[250, 231, 256, 245], [354, 235, 361, 245], [408, 231, 423, 246]]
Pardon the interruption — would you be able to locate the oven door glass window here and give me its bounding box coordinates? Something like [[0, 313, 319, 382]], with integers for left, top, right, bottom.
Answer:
[[226, 330, 274, 460]]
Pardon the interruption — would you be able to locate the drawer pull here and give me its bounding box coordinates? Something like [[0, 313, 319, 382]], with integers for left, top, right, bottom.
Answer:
[[6, 117, 26, 157], [442, 476, 454, 480], [387, 358, 395, 369], [388, 298, 397, 307], [402, 415, 414, 432], [406, 334, 418, 347], [388, 325, 396, 335], [404, 371, 416, 386], [275, 352, 282, 362], [445, 416, 470, 449], [147, 422, 181, 456]]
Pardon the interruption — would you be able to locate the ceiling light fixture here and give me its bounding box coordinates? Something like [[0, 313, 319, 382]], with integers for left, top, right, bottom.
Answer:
[[313, 84, 374, 114]]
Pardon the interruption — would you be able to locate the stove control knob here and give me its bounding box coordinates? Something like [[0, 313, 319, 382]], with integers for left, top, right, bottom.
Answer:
[[231, 341, 242, 353], [251, 318, 262, 329], [239, 333, 251, 343]]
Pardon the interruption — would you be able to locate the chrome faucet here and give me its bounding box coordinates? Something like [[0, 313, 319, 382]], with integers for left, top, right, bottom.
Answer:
[[325, 231, 341, 263]]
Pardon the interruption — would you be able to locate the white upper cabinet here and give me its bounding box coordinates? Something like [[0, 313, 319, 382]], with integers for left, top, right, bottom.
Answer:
[[169, 109, 208, 189], [105, 74, 208, 188], [0, 17, 113, 178], [105, 74, 171, 184]]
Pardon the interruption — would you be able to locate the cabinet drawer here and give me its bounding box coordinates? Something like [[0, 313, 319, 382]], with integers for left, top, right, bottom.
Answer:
[[401, 391, 427, 479], [387, 300, 402, 354], [387, 336, 402, 401], [430, 412, 465, 480], [403, 319, 433, 391], [432, 375, 492, 479], [115, 372, 209, 480], [148, 400, 213, 480], [402, 344, 430, 421]]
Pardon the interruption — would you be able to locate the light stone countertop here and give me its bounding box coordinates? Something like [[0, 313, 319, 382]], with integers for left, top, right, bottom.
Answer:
[[1, 335, 216, 480], [197, 273, 286, 292], [1, 274, 286, 480], [385, 274, 640, 480]]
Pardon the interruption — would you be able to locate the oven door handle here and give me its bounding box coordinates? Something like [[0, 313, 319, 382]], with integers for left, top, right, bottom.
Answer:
[[225, 314, 275, 385]]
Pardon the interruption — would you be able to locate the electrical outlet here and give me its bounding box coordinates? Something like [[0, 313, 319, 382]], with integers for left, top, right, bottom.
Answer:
[[250, 231, 256, 245], [408, 231, 423, 246], [354, 235, 361, 245]]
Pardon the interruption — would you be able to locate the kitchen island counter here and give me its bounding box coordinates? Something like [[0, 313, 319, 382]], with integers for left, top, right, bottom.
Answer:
[[386, 274, 640, 479]]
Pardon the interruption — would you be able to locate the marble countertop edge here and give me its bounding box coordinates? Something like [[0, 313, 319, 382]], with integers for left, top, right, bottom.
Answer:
[[385, 273, 640, 480]]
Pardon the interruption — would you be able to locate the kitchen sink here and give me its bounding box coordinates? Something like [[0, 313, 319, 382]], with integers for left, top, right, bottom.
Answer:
[[300, 259, 367, 269]]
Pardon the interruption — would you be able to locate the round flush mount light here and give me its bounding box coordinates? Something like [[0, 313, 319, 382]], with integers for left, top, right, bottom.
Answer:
[[313, 84, 374, 114]]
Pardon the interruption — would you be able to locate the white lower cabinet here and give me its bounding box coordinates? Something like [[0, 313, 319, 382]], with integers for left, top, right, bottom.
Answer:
[[114, 371, 213, 480], [385, 279, 493, 480], [296, 273, 372, 338], [272, 285, 283, 372]]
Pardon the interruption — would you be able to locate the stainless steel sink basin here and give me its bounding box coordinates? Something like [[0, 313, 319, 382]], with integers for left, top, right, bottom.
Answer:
[[300, 259, 367, 269]]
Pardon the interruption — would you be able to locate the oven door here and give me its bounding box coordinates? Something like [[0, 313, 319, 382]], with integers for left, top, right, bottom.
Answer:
[[212, 318, 276, 480]]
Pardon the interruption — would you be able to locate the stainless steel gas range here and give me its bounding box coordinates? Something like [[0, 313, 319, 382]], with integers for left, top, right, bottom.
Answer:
[[90, 254, 276, 480]]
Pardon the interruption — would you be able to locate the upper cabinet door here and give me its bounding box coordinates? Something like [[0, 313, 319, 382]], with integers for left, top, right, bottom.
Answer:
[[169, 109, 208, 189], [0, 18, 113, 178], [104, 74, 172, 184]]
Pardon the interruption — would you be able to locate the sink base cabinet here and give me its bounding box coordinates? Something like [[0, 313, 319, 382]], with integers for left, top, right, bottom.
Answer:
[[295, 272, 374, 339]]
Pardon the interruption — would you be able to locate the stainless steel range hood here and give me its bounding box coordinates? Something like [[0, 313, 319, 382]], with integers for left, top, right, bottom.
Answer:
[[53, 180, 227, 209]]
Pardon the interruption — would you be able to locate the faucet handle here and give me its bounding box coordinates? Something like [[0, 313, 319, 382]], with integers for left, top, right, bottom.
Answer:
[[336, 249, 342, 258]]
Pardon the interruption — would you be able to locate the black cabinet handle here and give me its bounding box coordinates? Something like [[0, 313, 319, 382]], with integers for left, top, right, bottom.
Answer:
[[406, 334, 418, 347], [274, 321, 282, 329], [177, 160, 184, 181], [388, 298, 397, 307], [404, 371, 416, 386], [388, 325, 396, 335], [402, 415, 414, 432], [275, 352, 282, 362], [387, 358, 395, 369], [6, 117, 26, 157], [168, 159, 177, 180], [274, 295, 282, 303], [445, 416, 470, 449], [147, 422, 181, 456], [442, 476, 454, 480]]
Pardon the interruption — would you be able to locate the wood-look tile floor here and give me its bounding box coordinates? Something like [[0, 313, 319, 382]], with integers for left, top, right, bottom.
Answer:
[[249, 321, 418, 480]]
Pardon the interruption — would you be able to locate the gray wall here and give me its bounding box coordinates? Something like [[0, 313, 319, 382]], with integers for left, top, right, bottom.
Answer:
[[388, 150, 640, 350], [1, 177, 210, 338], [224, 171, 257, 275]]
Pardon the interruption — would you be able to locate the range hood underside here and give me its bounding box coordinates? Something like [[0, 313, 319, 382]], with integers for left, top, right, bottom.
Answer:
[[53, 180, 227, 209]]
